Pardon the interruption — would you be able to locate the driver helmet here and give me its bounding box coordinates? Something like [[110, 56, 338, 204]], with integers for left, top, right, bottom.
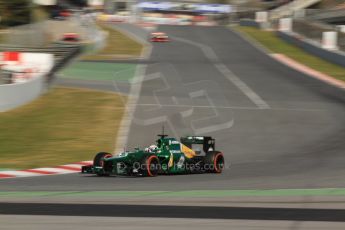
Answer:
[[148, 145, 158, 153]]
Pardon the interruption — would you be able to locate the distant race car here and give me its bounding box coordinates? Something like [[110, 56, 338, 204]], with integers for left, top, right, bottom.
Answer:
[[150, 32, 169, 42], [81, 132, 225, 177], [61, 33, 80, 42]]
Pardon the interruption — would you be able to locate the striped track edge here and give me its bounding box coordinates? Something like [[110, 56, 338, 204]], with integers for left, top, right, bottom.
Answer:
[[0, 161, 93, 179], [271, 53, 345, 90]]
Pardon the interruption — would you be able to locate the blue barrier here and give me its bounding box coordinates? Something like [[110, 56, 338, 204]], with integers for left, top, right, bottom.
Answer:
[[239, 19, 260, 28]]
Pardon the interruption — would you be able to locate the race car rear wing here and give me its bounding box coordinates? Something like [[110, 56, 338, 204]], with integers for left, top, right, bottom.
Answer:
[[180, 136, 215, 153]]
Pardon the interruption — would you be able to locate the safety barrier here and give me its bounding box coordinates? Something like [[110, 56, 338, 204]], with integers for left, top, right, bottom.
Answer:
[[0, 44, 80, 112], [239, 19, 260, 28], [0, 72, 45, 112], [0, 51, 54, 112], [0, 43, 81, 83], [292, 19, 345, 52], [277, 31, 345, 68]]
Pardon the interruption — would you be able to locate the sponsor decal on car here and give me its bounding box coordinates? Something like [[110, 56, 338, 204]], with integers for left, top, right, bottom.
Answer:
[[181, 144, 196, 159]]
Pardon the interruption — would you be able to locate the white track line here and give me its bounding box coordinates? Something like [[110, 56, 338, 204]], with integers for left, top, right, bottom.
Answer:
[[113, 64, 148, 154], [172, 36, 270, 110], [135, 103, 322, 111], [113, 26, 153, 153]]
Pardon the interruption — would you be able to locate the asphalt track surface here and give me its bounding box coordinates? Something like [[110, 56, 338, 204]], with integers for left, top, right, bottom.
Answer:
[[1, 202, 345, 222], [1, 25, 345, 192]]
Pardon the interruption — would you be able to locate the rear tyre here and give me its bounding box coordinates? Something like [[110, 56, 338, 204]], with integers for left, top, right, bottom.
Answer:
[[140, 155, 160, 177], [204, 151, 224, 173], [93, 152, 112, 176]]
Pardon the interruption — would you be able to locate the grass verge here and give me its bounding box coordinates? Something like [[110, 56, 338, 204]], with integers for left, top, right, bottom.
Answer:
[[0, 87, 126, 170], [82, 23, 143, 61], [0, 30, 8, 43], [60, 62, 137, 82], [236, 26, 345, 82]]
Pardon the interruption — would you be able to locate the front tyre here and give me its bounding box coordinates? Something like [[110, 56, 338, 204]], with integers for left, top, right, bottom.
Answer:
[[204, 151, 225, 173], [140, 155, 160, 177]]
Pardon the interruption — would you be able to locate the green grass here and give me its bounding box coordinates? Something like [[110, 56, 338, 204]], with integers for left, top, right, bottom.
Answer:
[[32, 6, 49, 23], [0, 87, 126, 170], [0, 30, 8, 43], [237, 26, 345, 82], [60, 62, 137, 82], [82, 23, 143, 61]]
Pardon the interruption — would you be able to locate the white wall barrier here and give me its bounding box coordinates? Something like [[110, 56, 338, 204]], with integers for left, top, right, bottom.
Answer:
[[21, 53, 54, 74], [322, 31, 338, 50], [34, 0, 57, 5], [279, 18, 292, 32], [0, 52, 53, 112], [337, 25, 345, 33], [0, 74, 45, 112], [255, 11, 268, 23]]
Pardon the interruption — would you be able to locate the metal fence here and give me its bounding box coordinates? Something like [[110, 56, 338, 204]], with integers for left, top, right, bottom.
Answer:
[[0, 43, 81, 84], [1, 16, 91, 47], [0, 70, 13, 84], [4, 22, 51, 47], [305, 8, 345, 23], [293, 19, 345, 51], [278, 31, 345, 68]]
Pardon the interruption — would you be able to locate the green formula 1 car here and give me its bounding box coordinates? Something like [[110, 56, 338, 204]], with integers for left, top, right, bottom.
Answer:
[[81, 132, 225, 177]]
